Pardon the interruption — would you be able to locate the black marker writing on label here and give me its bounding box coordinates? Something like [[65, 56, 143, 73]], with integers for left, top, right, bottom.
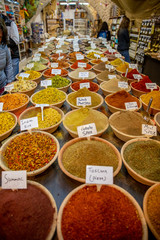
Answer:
[[4, 174, 23, 184]]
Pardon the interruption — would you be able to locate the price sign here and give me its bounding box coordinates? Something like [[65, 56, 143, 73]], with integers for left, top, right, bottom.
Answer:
[[125, 102, 138, 110], [80, 82, 90, 89], [129, 64, 137, 69], [145, 83, 157, 90], [32, 56, 40, 62], [79, 72, 89, 78], [20, 117, 38, 131], [101, 57, 108, 62], [0, 102, 3, 111], [34, 53, 41, 57], [5, 84, 14, 92], [43, 46, 47, 49], [76, 54, 84, 60], [51, 63, 58, 68], [86, 166, 113, 185], [94, 54, 100, 59], [118, 81, 128, 88], [26, 63, 34, 69], [105, 64, 114, 70], [115, 54, 122, 58], [133, 74, 142, 80], [41, 80, 52, 87], [56, 45, 61, 49], [78, 62, 87, 68], [74, 36, 79, 40], [36, 104, 49, 108], [56, 50, 63, 54], [38, 48, 44, 52], [51, 69, 61, 75], [19, 73, 30, 78], [109, 49, 115, 53], [46, 39, 50, 42], [77, 97, 91, 106], [77, 123, 97, 137], [74, 48, 80, 52], [57, 56, 64, 61], [108, 75, 116, 79], [142, 124, 157, 136], [2, 171, 27, 189]]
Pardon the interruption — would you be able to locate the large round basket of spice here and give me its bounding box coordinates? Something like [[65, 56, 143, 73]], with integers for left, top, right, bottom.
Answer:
[[143, 183, 160, 240], [43, 68, 68, 78], [140, 91, 160, 115], [0, 112, 17, 142], [6, 80, 37, 97], [70, 80, 99, 93], [58, 137, 122, 182], [57, 184, 148, 240], [16, 70, 42, 84], [0, 131, 60, 176], [0, 180, 57, 240], [19, 106, 64, 134], [0, 93, 29, 115], [154, 112, 160, 133], [121, 138, 160, 186], [46, 76, 72, 93]]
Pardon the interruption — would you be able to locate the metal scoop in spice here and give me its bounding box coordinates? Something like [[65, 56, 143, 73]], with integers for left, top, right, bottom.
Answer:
[[143, 97, 153, 122]]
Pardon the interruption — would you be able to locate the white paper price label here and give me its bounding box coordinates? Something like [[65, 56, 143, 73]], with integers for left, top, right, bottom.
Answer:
[[51, 69, 61, 75], [56, 50, 63, 54], [78, 62, 87, 68], [5, 84, 14, 92], [109, 49, 115, 53], [76, 54, 84, 60], [19, 73, 30, 78], [142, 124, 157, 136], [94, 54, 100, 59], [74, 48, 80, 52], [105, 64, 114, 70], [43, 46, 47, 49], [38, 48, 44, 52], [77, 97, 91, 106], [77, 123, 97, 137], [80, 82, 90, 89], [57, 56, 64, 61], [74, 36, 78, 40], [129, 64, 137, 69], [41, 80, 52, 87], [115, 54, 122, 58], [34, 53, 41, 57], [108, 75, 116, 79], [133, 74, 142, 80], [145, 83, 157, 90], [79, 72, 89, 78], [26, 63, 34, 69], [91, 44, 96, 49], [101, 57, 108, 62], [56, 45, 61, 49], [2, 171, 27, 189], [0, 102, 3, 111], [118, 81, 128, 88], [125, 102, 138, 110], [32, 56, 40, 62], [36, 104, 49, 108], [46, 39, 50, 42], [20, 117, 38, 131], [86, 166, 113, 185], [51, 63, 58, 68]]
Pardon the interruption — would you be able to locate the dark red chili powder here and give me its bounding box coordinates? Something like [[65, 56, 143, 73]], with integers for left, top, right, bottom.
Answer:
[[0, 184, 55, 240], [71, 79, 99, 92], [122, 68, 141, 79], [61, 185, 143, 240], [132, 76, 159, 92]]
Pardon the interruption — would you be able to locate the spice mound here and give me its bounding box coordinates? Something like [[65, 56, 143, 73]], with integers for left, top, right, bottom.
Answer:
[[62, 139, 118, 179], [63, 107, 108, 133], [3, 132, 57, 172], [68, 88, 101, 108], [11, 80, 37, 92], [141, 91, 160, 109], [71, 61, 92, 70], [24, 62, 46, 71], [116, 62, 132, 73], [94, 62, 110, 72], [146, 184, 160, 237], [110, 58, 124, 66], [123, 140, 160, 182], [18, 70, 41, 80], [132, 76, 159, 92], [43, 68, 68, 77], [69, 68, 96, 80], [71, 80, 99, 92], [101, 78, 130, 93], [110, 111, 148, 136], [0, 183, 55, 240], [122, 68, 140, 79], [97, 70, 116, 82], [105, 90, 140, 109], [48, 75, 71, 88], [61, 185, 143, 240], [86, 51, 104, 59], [0, 112, 15, 135], [0, 93, 28, 110], [32, 88, 66, 105]]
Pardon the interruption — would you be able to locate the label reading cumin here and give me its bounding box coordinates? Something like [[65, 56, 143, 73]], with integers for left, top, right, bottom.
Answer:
[[86, 165, 113, 184], [2, 170, 27, 189], [77, 123, 97, 137]]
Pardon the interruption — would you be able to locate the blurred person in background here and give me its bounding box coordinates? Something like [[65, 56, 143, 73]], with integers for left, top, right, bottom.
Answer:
[[0, 19, 14, 94], [117, 16, 130, 63], [97, 22, 111, 41]]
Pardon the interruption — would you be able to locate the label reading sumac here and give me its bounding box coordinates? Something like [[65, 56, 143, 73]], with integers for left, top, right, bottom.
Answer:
[[2, 171, 27, 189]]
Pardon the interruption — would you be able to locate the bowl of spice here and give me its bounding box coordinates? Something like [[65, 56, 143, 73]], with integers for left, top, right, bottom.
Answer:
[[63, 107, 109, 138], [0, 112, 17, 142], [57, 184, 148, 240], [90, 59, 103, 65], [143, 183, 160, 239], [154, 112, 160, 133], [0, 93, 29, 115], [86, 51, 104, 59], [19, 106, 64, 134], [116, 62, 132, 74], [121, 69, 143, 85], [58, 137, 121, 182], [100, 78, 131, 96], [121, 138, 160, 185], [6, 80, 37, 97], [109, 111, 154, 142], [30, 88, 67, 108], [47, 76, 72, 93], [23, 62, 48, 73], [66, 88, 103, 110], [96, 70, 118, 84], [43, 68, 68, 78], [70, 79, 99, 93], [140, 91, 160, 115], [110, 58, 124, 67], [0, 131, 60, 176], [70, 62, 92, 71], [50, 60, 70, 69], [16, 70, 42, 84], [29, 56, 49, 65], [0, 180, 57, 240], [68, 68, 96, 82], [105, 90, 141, 113], [92, 62, 114, 74]]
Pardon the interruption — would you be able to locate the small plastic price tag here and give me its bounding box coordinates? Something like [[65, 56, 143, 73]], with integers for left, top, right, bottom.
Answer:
[[34, 53, 41, 57], [78, 62, 87, 68], [51, 69, 61, 75], [133, 74, 142, 80], [115, 54, 122, 58], [79, 72, 89, 78], [51, 63, 59, 68], [86, 166, 113, 185], [77, 123, 97, 137], [80, 82, 90, 89], [105, 64, 114, 70], [125, 102, 138, 110], [129, 64, 138, 69], [76, 96, 91, 106], [20, 117, 38, 131], [38, 48, 44, 52]]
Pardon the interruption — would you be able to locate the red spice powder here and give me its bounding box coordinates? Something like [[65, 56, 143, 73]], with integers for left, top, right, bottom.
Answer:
[[71, 79, 99, 92], [61, 185, 142, 240], [71, 61, 92, 70], [132, 76, 159, 92], [44, 68, 68, 77], [122, 68, 141, 79]]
